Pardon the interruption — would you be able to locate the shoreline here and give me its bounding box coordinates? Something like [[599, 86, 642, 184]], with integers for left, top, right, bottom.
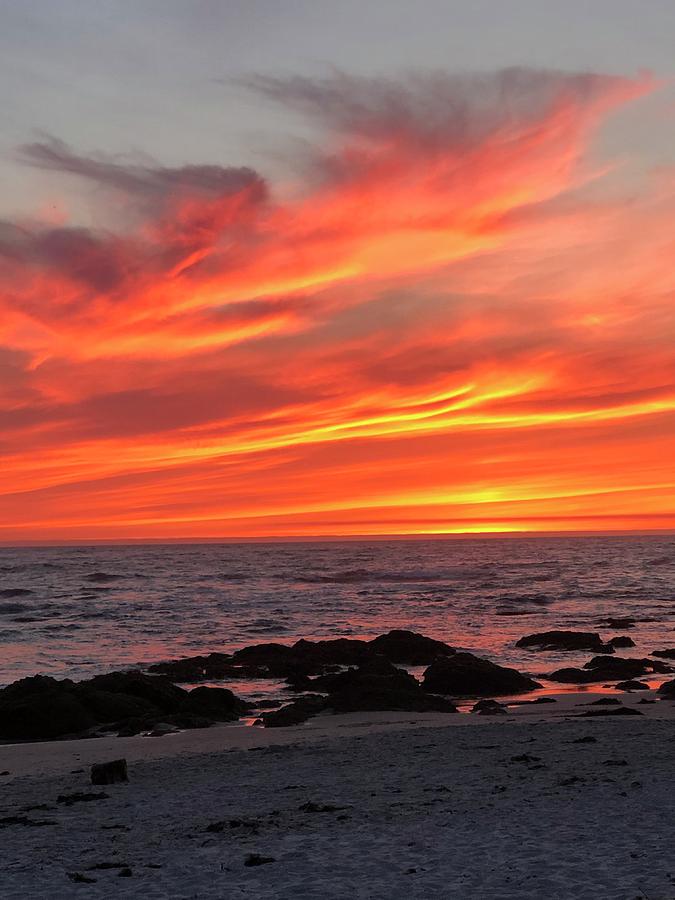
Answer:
[[1, 687, 673, 778]]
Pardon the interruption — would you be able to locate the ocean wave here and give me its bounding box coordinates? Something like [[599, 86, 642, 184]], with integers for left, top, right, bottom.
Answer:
[[646, 555, 675, 567], [298, 568, 451, 584], [84, 572, 122, 583], [493, 594, 553, 606], [0, 603, 27, 615]]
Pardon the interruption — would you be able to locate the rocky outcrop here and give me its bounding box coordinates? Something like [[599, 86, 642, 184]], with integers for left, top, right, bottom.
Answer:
[[367, 630, 454, 665], [0, 672, 250, 741], [326, 657, 457, 714], [422, 652, 540, 697], [259, 695, 327, 727], [230, 642, 297, 670], [150, 632, 453, 685], [548, 656, 672, 684], [471, 699, 507, 715], [181, 686, 250, 721], [608, 636, 635, 649], [291, 638, 371, 667], [0, 676, 96, 741], [91, 759, 128, 785], [84, 671, 187, 713], [652, 649, 675, 660], [615, 680, 649, 691], [658, 679, 675, 697], [516, 631, 613, 653], [148, 652, 241, 682]]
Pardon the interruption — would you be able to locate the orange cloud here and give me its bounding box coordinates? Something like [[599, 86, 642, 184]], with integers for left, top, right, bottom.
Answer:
[[3, 68, 675, 542]]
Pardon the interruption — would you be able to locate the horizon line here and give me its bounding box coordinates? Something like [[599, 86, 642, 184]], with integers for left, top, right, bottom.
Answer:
[[2, 527, 675, 549]]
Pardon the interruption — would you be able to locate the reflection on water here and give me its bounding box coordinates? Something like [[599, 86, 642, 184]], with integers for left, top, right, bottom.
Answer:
[[1, 535, 674, 688]]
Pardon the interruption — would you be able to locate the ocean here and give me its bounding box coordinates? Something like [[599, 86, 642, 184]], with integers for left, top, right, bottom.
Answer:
[[1, 535, 675, 692]]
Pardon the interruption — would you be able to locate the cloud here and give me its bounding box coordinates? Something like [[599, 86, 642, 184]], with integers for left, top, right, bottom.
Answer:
[[245, 67, 649, 141], [18, 136, 267, 204], [3, 67, 675, 540]]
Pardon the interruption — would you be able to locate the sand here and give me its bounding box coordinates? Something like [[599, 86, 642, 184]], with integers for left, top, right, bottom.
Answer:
[[1, 693, 674, 899]]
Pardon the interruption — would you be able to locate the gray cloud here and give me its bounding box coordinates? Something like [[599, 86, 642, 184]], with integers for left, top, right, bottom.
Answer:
[[18, 136, 267, 203]]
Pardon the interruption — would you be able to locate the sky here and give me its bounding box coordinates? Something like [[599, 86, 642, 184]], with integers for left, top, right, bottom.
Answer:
[[1, 1, 675, 542]]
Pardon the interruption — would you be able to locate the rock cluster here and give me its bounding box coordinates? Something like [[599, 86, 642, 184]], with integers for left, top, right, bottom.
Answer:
[[548, 655, 672, 684], [149, 629, 454, 683], [515, 631, 614, 653], [0, 672, 250, 741]]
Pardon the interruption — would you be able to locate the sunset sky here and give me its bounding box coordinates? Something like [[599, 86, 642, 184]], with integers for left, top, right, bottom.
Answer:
[[2, 1, 675, 542]]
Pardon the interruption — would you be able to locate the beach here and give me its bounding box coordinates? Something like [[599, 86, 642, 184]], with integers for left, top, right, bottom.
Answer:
[[2, 541, 675, 898], [2, 695, 675, 899]]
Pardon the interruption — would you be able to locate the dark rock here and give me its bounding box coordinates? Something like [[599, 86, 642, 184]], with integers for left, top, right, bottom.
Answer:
[[0, 671, 238, 741], [76, 688, 157, 721], [118, 868, 133, 877], [0, 672, 231, 740], [549, 656, 672, 684], [292, 638, 371, 666], [608, 636, 635, 649], [615, 680, 650, 691], [586, 655, 671, 674], [368, 630, 454, 664], [312, 654, 413, 692], [231, 642, 296, 668], [652, 649, 675, 660], [83, 671, 187, 713], [91, 759, 128, 785], [571, 736, 597, 743], [638, 698, 656, 705], [547, 667, 597, 684], [147, 722, 178, 737], [657, 679, 675, 697], [167, 713, 214, 730], [330, 682, 456, 715], [148, 652, 235, 682], [0, 676, 95, 740], [422, 652, 540, 697], [284, 673, 315, 692], [181, 686, 250, 721], [327, 658, 458, 714], [587, 697, 622, 705], [528, 697, 557, 704], [244, 854, 276, 867], [0, 588, 34, 598], [68, 872, 97, 884], [599, 617, 636, 629], [471, 699, 507, 715], [578, 707, 643, 717], [114, 717, 150, 737], [516, 631, 613, 652], [260, 695, 327, 727]]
